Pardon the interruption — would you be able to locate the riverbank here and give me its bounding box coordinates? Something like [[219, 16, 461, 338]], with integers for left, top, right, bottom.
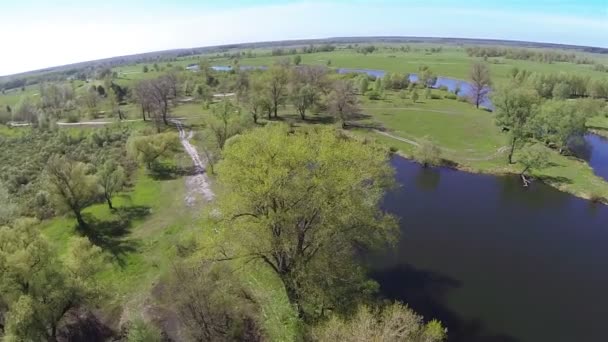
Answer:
[[367, 129, 608, 204], [349, 91, 608, 204]]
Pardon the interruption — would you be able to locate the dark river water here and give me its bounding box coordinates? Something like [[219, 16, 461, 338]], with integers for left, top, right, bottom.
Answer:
[[580, 134, 608, 181], [372, 156, 608, 342]]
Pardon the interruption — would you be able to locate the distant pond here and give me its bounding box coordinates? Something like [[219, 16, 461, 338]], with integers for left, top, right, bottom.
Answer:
[[336, 67, 491, 108], [371, 156, 608, 342]]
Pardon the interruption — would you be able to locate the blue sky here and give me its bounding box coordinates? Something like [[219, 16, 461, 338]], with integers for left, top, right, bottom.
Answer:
[[0, 0, 606, 76]]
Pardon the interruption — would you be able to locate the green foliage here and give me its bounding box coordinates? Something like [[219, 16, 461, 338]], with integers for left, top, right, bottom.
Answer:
[[128, 131, 180, 169], [533, 100, 591, 153], [97, 160, 125, 209], [312, 302, 446, 342], [213, 124, 397, 319], [329, 80, 360, 127], [0, 127, 131, 219], [418, 65, 436, 88], [492, 84, 540, 163], [293, 55, 302, 66], [0, 219, 106, 341], [552, 82, 571, 100], [358, 76, 369, 94], [367, 90, 382, 100], [206, 100, 248, 149], [126, 319, 163, 342], [0, 181, 17, 225], [411, 89, 419, 103], [415, 138, 442, 167], [45, 155, 100, 228], [290, 83, 317, 120], [161, 261, 264, 341], [519, 144, 549, 176]]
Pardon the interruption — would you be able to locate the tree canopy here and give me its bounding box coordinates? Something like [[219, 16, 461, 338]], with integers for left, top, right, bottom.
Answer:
[[212, 124, 397, 318]]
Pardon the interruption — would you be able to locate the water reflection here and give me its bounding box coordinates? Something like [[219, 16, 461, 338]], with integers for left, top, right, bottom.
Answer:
[[373, 156, 608, 342], [415, 167, 441, 191]]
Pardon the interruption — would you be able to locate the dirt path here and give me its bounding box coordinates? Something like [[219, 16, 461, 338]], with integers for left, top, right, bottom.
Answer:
[[172, 120, 214, 206]]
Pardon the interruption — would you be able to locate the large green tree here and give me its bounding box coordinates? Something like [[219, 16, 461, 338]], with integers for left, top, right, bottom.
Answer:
[[128, 132, 180, 170], [492, 85, 540, 164], [45, 155, 99, 228], [469, 62, 492, 108], [0, 219, 106, 341], [265, 65, 289, 118], [206, 100, 247, 150], [328, 80, 360, 128], [97, 160, 125, 210], [213, 124, 397, 318]]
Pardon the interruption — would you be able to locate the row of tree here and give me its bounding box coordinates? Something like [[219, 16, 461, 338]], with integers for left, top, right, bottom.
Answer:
[[465, 46, 595, 64]]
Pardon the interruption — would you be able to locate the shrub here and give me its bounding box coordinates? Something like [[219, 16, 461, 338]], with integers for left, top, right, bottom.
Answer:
[[367, 91, 382, 100], [445, 93, 457, 100], [430, 94, 442, 100], [457, 96, 469, 102], [65, 111, 81, 123], [438, 85, 449, 92], [0, 110, 11, 125], [398, 90, 408, 99]]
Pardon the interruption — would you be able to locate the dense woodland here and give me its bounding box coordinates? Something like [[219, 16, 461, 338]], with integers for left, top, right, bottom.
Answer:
[[1, 40, 608, 341]]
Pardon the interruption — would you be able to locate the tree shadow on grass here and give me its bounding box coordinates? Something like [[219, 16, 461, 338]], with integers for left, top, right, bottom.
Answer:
[[149, 164, 195, 180], [537, 175, 573, 186], [371, 263, 519, 342], [78, 205, 151, 266]]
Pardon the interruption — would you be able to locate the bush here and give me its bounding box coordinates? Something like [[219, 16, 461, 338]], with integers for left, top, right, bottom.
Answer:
[[65, 111, 81, 123], [444, 93, 457, 100], [367, 91, 382, 100], [398, 90, 408, 99], [430, 94, 442, 100], [457, 96, 469, 102], [0, 110, 11, 125], [438, 85, 449, 92]]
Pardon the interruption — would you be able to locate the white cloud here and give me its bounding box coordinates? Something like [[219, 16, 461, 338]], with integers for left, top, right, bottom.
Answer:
[[0, 1, 606, 76]]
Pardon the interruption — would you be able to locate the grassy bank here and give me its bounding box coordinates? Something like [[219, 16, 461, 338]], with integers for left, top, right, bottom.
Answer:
[[351, 90, 608, 201]]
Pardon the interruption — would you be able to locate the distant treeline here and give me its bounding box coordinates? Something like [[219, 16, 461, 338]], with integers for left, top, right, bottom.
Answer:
[[465, 46, 595, 64], [271, 44, 337, 56], [509, 67, 608, 99]]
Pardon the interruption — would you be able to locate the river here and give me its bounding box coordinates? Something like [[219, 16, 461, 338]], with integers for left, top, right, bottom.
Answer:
[[371, 156, 608, 342]]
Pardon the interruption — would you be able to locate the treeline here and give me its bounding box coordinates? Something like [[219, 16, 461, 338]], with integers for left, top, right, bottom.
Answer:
[[271, 44, 336, 56], [493, 79, 606, 182], [508, 67, 608, 99], [465, 46, 595, 64]]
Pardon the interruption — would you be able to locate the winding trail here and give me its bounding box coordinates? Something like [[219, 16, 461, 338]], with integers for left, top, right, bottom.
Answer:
[[172, 120, 214, 206]]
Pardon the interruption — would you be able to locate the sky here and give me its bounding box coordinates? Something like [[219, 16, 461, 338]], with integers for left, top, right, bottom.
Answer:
[[0, 0, 606, 76]]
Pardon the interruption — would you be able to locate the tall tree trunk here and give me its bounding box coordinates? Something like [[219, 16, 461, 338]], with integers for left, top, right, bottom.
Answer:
[[508, 136, 517, 164], [142, 107, 146, 121], [106, 195, 113, 210], [74, 210, 86, 229]]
